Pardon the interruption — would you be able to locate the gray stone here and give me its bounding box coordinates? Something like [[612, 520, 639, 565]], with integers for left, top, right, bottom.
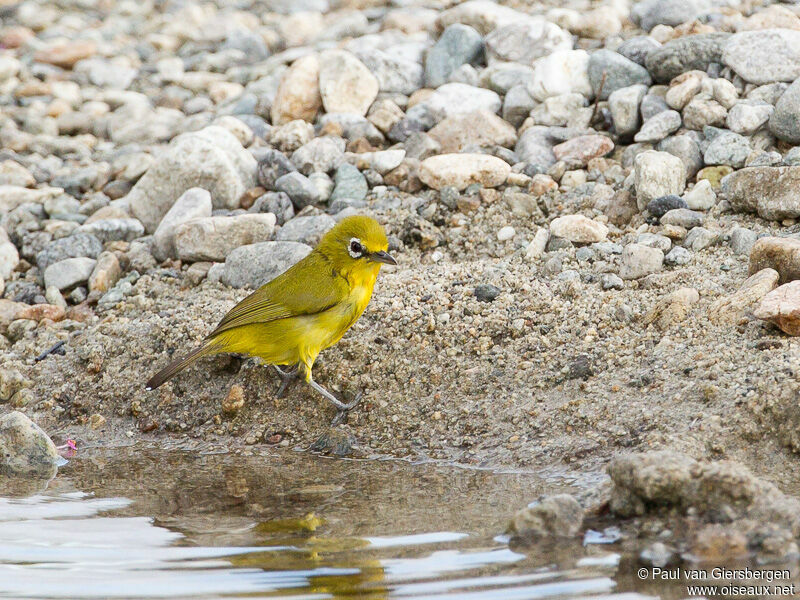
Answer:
[[723, 29, 800, 85], [0, 230, 19, 280], [507, 494, 583, 539], [276, 215, 336, 246], [683, 226, 718, 251], [609, 84, 648, 137], [588, 50, 652, 100], [631, 0, 711, 31], [43, 256, 97, 290], [645, 33, 730, 83], [357, 50, 424, 96], [723, 166, 800, 220], [76, 218, 144, 243], [617, 36, 661, 66], [250, 191, 295, 225], [0, 411, 58, 479], [665, 246, 692, 265], [221, 241, 312, 289], [503, 85, 536, 128], [640, 94, 669, 121], [514, 126, 556, 170], [256, 149, 296, 190], [637, 232, 672, 252], [128, 126, 256, 232], [291, 136, 346, 175], [661, 208, 704, 229], [330, 163, 368, 205], [406, 83, 502, 124], [646, 194, 687, 218], [318, 49, 378, 117], [174, 213, 277, 262], [275, 171, 325, 209], [485, 20, 571, 66], [152, 187, 213, 262], [730, 227, 757, 256], [703, 131, 750, 168], [425, 24, 483, 88], [747, 151, 782, 167], [36, 233, 102, 271], [620, 243, 664, 279], [633, 150, 687, 210], [602, 273, 625, 290], [634, 110, 682, 143], [682, 96, 727, 130], [726, 100, 773, 136], [657, 135, 703, 179], [784, 147, 800, 166], [769, 79, 800, 144]]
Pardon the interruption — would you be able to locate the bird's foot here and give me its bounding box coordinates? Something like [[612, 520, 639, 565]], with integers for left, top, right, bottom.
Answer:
[[273, 365, 298, 398], [331, 392, 362, 426]]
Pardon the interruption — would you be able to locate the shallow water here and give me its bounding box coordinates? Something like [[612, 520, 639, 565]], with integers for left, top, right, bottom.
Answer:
[[0, 447, 707, 599]]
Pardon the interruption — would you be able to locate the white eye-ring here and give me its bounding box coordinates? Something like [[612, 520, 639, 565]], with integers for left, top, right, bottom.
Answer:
[[349, 237, 364, 258]]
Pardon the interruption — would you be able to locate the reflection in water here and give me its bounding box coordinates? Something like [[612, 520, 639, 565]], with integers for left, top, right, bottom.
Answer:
[[0, 447, 665, 599]]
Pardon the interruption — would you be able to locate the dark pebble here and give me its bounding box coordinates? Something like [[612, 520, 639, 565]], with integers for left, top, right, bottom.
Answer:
[[475, 284, 501, 302], [646, 194, 687, 218]]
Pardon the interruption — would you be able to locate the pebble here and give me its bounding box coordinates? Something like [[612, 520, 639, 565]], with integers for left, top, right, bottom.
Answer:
[[637, 233, 671, 253], [769, 79, 800, 144], [76, 218, 145, 243], [749, 236, 800, 283], [620, 243, 664, 280], [724, 167, 800, 220], [646, 194, 687, 218], [633, 150, 687, 210], [88, 251, 122, 293], [552, 135, 613, 166], [319, 50, 378, 117], [275, 215, 336, 246], [709, 268, 778, 326], [723, 30, 800, 85], [754, 281, 800, 335], [631, 0, 711, 32], [683, 227, 718, 251], [609, 84, 648, 137], [602, 273, 624, 290], [726, 101, 773, 136], [665, 246, 692, 265], [634, 110, 682, 143], [645, 33, 729, 83], [428, 110, 517, 153], [271, 55, 321, 125], [497, 226, 515, 242], [424, 24, 483, 88], [221, 241, 312, 289], [256, 149, 297, 190], [36, 233, 102, 271], [408, 82, 501, 124], [291, 136, 345, 175], [507, 494, 583, 539], [174, 214, 277, 262], [128, 126, 256, 232], [485, 21, 571, 66], [43, 257, 97, 291], [152, 187, 213, 262], [682, 180, 716, 211], [418, 154, 510, 191], [275, 171, 325, 208], [729, 227, 757, 256], [529, 50, 592, 101], [475, 284, 500, 302], [525, 228, 550, 260], [703, 131, 750, 168], [0, 411, 58, 478], [549, 215, 608, 244], [588, 49, 652, 100], [661, 208, 704, 229]]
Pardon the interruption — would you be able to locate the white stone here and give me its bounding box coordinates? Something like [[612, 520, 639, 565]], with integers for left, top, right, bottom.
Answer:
[[633, 150, 687, 210], [529, 50, 592, 102], [682, 179, 716, 211], [319, 49, 379, 117], [497, 226, 516, 241], [152, 187, 213, 261], [550, 214, 608, 243]]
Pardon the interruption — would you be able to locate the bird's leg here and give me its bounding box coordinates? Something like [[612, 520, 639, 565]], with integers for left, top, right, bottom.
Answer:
[[273, 364, 298, 398], [308, 378, 362, 425]]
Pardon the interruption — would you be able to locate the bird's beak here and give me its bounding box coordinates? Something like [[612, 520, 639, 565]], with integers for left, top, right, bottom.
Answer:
[[370, 250, 397, 265]]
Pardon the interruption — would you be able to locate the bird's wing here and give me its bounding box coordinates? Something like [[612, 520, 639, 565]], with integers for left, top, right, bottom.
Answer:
[[208, 252, 349, 337]]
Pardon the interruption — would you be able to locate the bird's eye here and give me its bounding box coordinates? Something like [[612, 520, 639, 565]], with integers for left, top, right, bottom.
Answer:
[[348, 238, 364, 258]]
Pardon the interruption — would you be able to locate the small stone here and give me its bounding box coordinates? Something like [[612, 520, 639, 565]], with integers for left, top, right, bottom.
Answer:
[[221, 241, 312, 289], [291, 136, 345, 175], [485, 21, 572, 66], [703, 131, 750, 168], [43, 257, 96, 291], [709, 268, 778, 326], [276, 215, 336, 246], [152, 188, 213, 262], [665, 246, 692, 265], [419, 154, 510, 191], [645, 33, 730, 84], [407, 83, 501, 124], [529, 50, 592, 101], [475, 284, 500, 302], [526, 228, 550, 260], [497, 226, 515, 242], [319, 50, 378, 117], [0, 411, 58, 478], [682, 179, 716, 211], [602, 273, 624, 290], [0, 161, 35, 187], [646, 194, 687, 218], [609, 84, 648, 137], [275, 171, 325, 209], [34, 40, 97, 68], [507, 494, 583, 539], [174, 214, 277, 262], [712, 78, 739, 109], [729, 227, 757, 256], [749, 237, 800, 283], [222, 384, 245, 414], [552, 135, 614, 167], [696, 165, 733, 190], [665, 71, 704, 110], [726, 101, 773, 136], [88, 251, 121, 293], [643, 287, 700, 330], [549, 215, 608, 244], [634, 150, 687, 210], [631, 0, 711, 32], [428, 110, 516, 153], [330, 163, 368, 205], [682, 96, 727, 130], [661, 208, 704, 229], [424, 24, 484, 88], [271, 120, 314, 153], [769, 79, 800, 144], [723, 29, 800, 85], [620, 243, 664, 279], [754, 280, 800, 335], [634, 110, 682, 143], [272, 54, 322, 125], [76, 218, 144, 243], [723, 167, 800, 220], [683, 227, 718, 251], [637, 233, 672, 252], [256, 149, 297, 190], [640, 542, 678, 569], [588, 49, 652, 100]]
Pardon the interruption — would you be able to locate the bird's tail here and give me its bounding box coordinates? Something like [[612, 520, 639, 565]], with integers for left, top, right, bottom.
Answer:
[[145, 341, 219, 390]]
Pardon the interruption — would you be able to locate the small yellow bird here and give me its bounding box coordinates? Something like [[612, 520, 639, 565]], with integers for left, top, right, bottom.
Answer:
[[145, 215, 396, 422]]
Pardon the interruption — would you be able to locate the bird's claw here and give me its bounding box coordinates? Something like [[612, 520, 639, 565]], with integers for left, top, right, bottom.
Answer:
[[273, 365, 298, 398], [331, 392, 362, 426]]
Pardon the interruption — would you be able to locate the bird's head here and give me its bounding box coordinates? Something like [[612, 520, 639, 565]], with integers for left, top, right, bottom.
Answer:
[[317, 215, 396, 278]]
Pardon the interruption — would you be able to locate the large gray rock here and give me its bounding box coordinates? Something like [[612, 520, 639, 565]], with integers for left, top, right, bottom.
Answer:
[[36, 233, 102, 271], [43, 256, 97, 290], [174, 213, 277, 262], [0, 411, 59, 478], [128, 126, 256, 232], [723, 29, 800, 85], [221, 241, 312, 288], [76, 218, 144, 243], [631, 0, 711, 32], [424, 24, 483, 88], [588, 50, 652, 100], [723, 166, 800, 220], [276, 215, 336, 246], [645, 33, 729, 83], [769, 79, 800, 144], [152, 188, 213, 262]]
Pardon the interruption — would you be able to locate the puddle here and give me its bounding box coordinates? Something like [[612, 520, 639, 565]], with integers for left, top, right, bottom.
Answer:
[[0, 447, 760, 599]]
